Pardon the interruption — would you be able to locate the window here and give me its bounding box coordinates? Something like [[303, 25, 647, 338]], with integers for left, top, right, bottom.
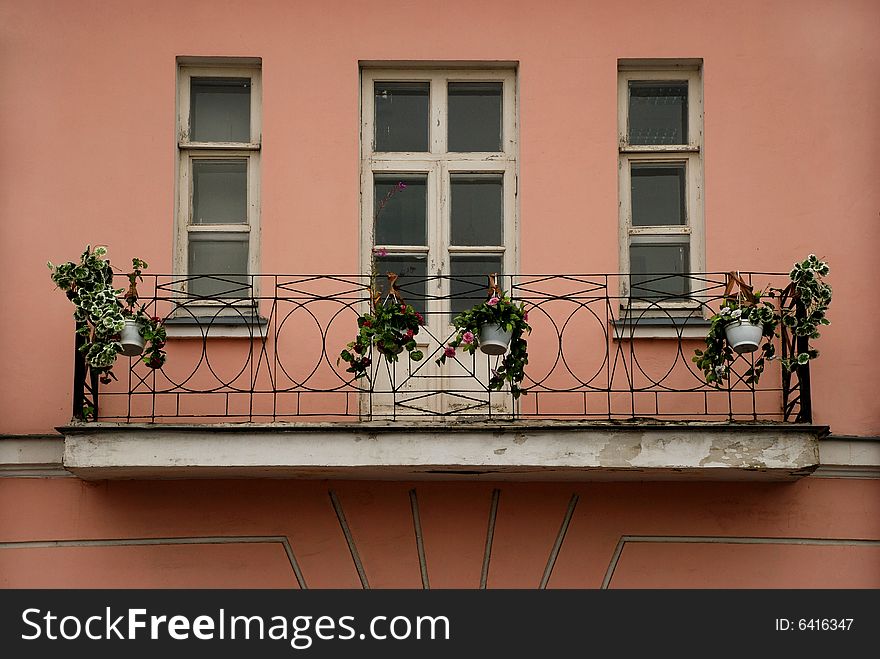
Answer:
[[618, 61, 703, 304], [360, 68, 517, 324], [175, 59, 261, 300]]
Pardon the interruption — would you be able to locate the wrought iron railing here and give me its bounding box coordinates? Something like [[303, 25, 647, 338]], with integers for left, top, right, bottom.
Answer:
[[72, 272, 812, 423]]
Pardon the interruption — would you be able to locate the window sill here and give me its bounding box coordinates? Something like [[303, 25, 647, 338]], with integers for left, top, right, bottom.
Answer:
[[611, 316, 710, 340], [164, 315, 269, 339]]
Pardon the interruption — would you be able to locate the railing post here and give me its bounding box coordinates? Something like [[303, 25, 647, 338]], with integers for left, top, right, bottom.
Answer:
[[72, 322, 99, 422], [795, 299, 813, 423], [72, 327, 87, 421]]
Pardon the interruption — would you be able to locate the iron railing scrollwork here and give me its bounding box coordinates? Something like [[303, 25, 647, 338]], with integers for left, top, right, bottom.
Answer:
[[71, 272, 812, 424]]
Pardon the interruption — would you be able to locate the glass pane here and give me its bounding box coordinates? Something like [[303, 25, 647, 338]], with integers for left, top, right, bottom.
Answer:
[[450, 255, 504, 317], [631, 163, 686, 226], [190, 77, 251, 142], [188, 234, 250, 298], [192, 160, 248, 224], [628, 81, 688, 145], [451, 175, 503, 246], [448, 82, 502, 152], [630, 243, 690, 299], [374, 255, 427, 317], [374, 82, 429, 152], [374, 176, 427, 246]]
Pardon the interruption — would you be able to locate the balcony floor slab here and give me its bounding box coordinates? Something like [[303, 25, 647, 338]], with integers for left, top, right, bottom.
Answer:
[[59, 421, 827, 481]]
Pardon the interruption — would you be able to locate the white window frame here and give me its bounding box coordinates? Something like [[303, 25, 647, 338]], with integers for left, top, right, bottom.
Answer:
[[359, 67, 518, 326], [617, 62, 704, 312], [174, 59, 261, 304]]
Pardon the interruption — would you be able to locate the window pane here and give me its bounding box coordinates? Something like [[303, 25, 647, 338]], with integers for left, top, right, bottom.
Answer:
[[448, 82, 502, 152], [374, 255, 427, 317], [631, 163, 686, 226], [374, 82, 429, 152], [450, 255, 504, 317], [192, 160, 248, 224], [190, 77, 251, 142], [630, 243, 690, 299], [188, 234, 250, 298], [628, 81, 688, 145], [451, 175, 503, 246], [374, 176, 427, 246]]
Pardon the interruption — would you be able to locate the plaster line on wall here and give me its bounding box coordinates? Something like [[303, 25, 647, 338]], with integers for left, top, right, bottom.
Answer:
[[480, 489, 501, 589], [601, 535, 880, 589], [0, 535, 306, 588], [409, 488, 430, 590], [329, 490, 370, 589], [540, 493, 579, 589]]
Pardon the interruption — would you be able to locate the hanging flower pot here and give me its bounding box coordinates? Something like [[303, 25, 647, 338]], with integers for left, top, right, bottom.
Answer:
[[120, 318, 145, 356], [479, 323, 512, 356], [435, 274, 531, 398], [723, 318, 763, 354]]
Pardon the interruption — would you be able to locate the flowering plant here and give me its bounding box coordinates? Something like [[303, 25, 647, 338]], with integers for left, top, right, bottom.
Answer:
[[123, 258, 167, 370], [48, 245, 167, 384], [339, 290, 425, 378], [339, 182, 425, 378], [436, 280, 531, 398], [693, 255, 831, 386]]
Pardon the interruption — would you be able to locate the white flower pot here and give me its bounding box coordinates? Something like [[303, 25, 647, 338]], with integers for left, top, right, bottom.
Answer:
[[724, 319, 763, 354], [479, 324, 512, 356], [120, 319, 145, 357]]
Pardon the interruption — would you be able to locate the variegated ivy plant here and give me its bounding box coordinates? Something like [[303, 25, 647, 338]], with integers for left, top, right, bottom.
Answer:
[[48, 245, 167, 386], [693, 255, 831, 387]]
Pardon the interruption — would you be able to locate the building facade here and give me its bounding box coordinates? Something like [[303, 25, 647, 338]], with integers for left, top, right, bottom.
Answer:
[[1, 0, 879, 588]]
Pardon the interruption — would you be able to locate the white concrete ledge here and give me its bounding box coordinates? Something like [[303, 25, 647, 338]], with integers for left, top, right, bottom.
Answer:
[[0, 436, 71, 477], [57, 422, 828, 481], [813, 437, 880, 479]]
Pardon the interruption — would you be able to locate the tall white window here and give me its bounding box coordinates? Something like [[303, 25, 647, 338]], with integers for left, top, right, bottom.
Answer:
[[176, 59, 261, 299], [618, 61, 703, 303], [360, 68, 518, 324]]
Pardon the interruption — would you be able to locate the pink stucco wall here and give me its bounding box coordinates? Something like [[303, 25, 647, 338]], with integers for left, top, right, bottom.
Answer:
[[2, 478, 878, 588], [1, 0, 879, 435]]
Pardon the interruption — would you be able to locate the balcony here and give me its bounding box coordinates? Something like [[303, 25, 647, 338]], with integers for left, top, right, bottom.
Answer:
[[60, 272, 827, 480]]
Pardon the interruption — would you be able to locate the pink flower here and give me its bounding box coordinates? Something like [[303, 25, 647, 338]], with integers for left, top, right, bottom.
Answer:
[[444, 346, 456, 358], [523, 311, 529, 321], [397, 182, 407, 190], [415, 312, 425, 325], [373, 247, 388, 258], [401, 304, 408, 312], [462, 331, 475, 344], [406, 328, 414, 338], [487, 296, 500, 307]]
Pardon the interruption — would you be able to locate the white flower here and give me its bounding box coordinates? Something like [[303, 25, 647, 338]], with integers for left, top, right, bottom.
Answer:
[[714, 366, 726, 377], [719, 306, 731, 315], [731, 309, 742, 319]]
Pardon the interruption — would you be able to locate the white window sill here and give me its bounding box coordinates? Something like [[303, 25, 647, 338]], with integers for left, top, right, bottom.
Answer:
[[164, 315, 268, 339], [611, 317, 710, 340]]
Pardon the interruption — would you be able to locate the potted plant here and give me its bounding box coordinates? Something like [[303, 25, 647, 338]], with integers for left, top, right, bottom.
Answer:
[[339, 181, 426, 379], [693, 256, 831, 386], [339, 271, 426, 378], [48, 245, 167, 384], [121, 257, 167, 368], [436, 276, 531, 398], [693, 283, 778, 386]]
